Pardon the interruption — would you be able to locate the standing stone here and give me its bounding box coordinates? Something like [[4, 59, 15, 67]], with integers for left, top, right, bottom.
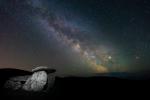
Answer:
[[4, 66, 56, 93], [22, 71, 47, 92]]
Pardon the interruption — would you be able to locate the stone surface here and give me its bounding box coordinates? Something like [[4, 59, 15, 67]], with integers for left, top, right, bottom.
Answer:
[[32, 66, 49, 72], [4, 66, 56, 94], [23, 71, 47, 92], [4, 76, 29, 90]]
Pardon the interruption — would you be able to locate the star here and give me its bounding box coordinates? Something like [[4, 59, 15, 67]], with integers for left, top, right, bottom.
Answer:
[[108, 56, 112, 60]]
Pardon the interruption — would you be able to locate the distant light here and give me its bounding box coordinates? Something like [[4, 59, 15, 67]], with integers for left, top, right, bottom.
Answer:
[[108, 56, 112, 60]]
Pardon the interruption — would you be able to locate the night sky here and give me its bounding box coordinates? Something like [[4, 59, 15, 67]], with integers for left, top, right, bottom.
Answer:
[[0, 0, 150, 77]]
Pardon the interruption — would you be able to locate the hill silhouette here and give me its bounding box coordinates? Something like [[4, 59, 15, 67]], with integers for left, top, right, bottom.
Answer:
[[0, 68, 149, 99]]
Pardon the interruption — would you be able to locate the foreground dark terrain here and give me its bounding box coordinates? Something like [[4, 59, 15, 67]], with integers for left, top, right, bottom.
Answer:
[[0, 69, 149, 99]]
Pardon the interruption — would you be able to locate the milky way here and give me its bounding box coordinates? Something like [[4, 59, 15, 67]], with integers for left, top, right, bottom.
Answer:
[[0, 0, 150, 77], [29, 0, 117, 73]]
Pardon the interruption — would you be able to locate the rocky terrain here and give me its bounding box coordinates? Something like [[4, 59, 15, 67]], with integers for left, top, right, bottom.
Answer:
[[0, 68, 150, 100]]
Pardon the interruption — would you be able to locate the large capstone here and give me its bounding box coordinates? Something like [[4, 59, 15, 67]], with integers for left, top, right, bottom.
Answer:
[[3, 66, 56, 94], [22, 71, 47, 92]]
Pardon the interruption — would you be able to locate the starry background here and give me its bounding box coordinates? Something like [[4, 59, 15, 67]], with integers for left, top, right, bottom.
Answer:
[[0, 0, 150, 77]]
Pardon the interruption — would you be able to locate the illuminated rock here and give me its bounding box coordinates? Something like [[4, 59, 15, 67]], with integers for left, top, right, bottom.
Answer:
[[22, 71, 47, 92], [4, 66, 56, 92]]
